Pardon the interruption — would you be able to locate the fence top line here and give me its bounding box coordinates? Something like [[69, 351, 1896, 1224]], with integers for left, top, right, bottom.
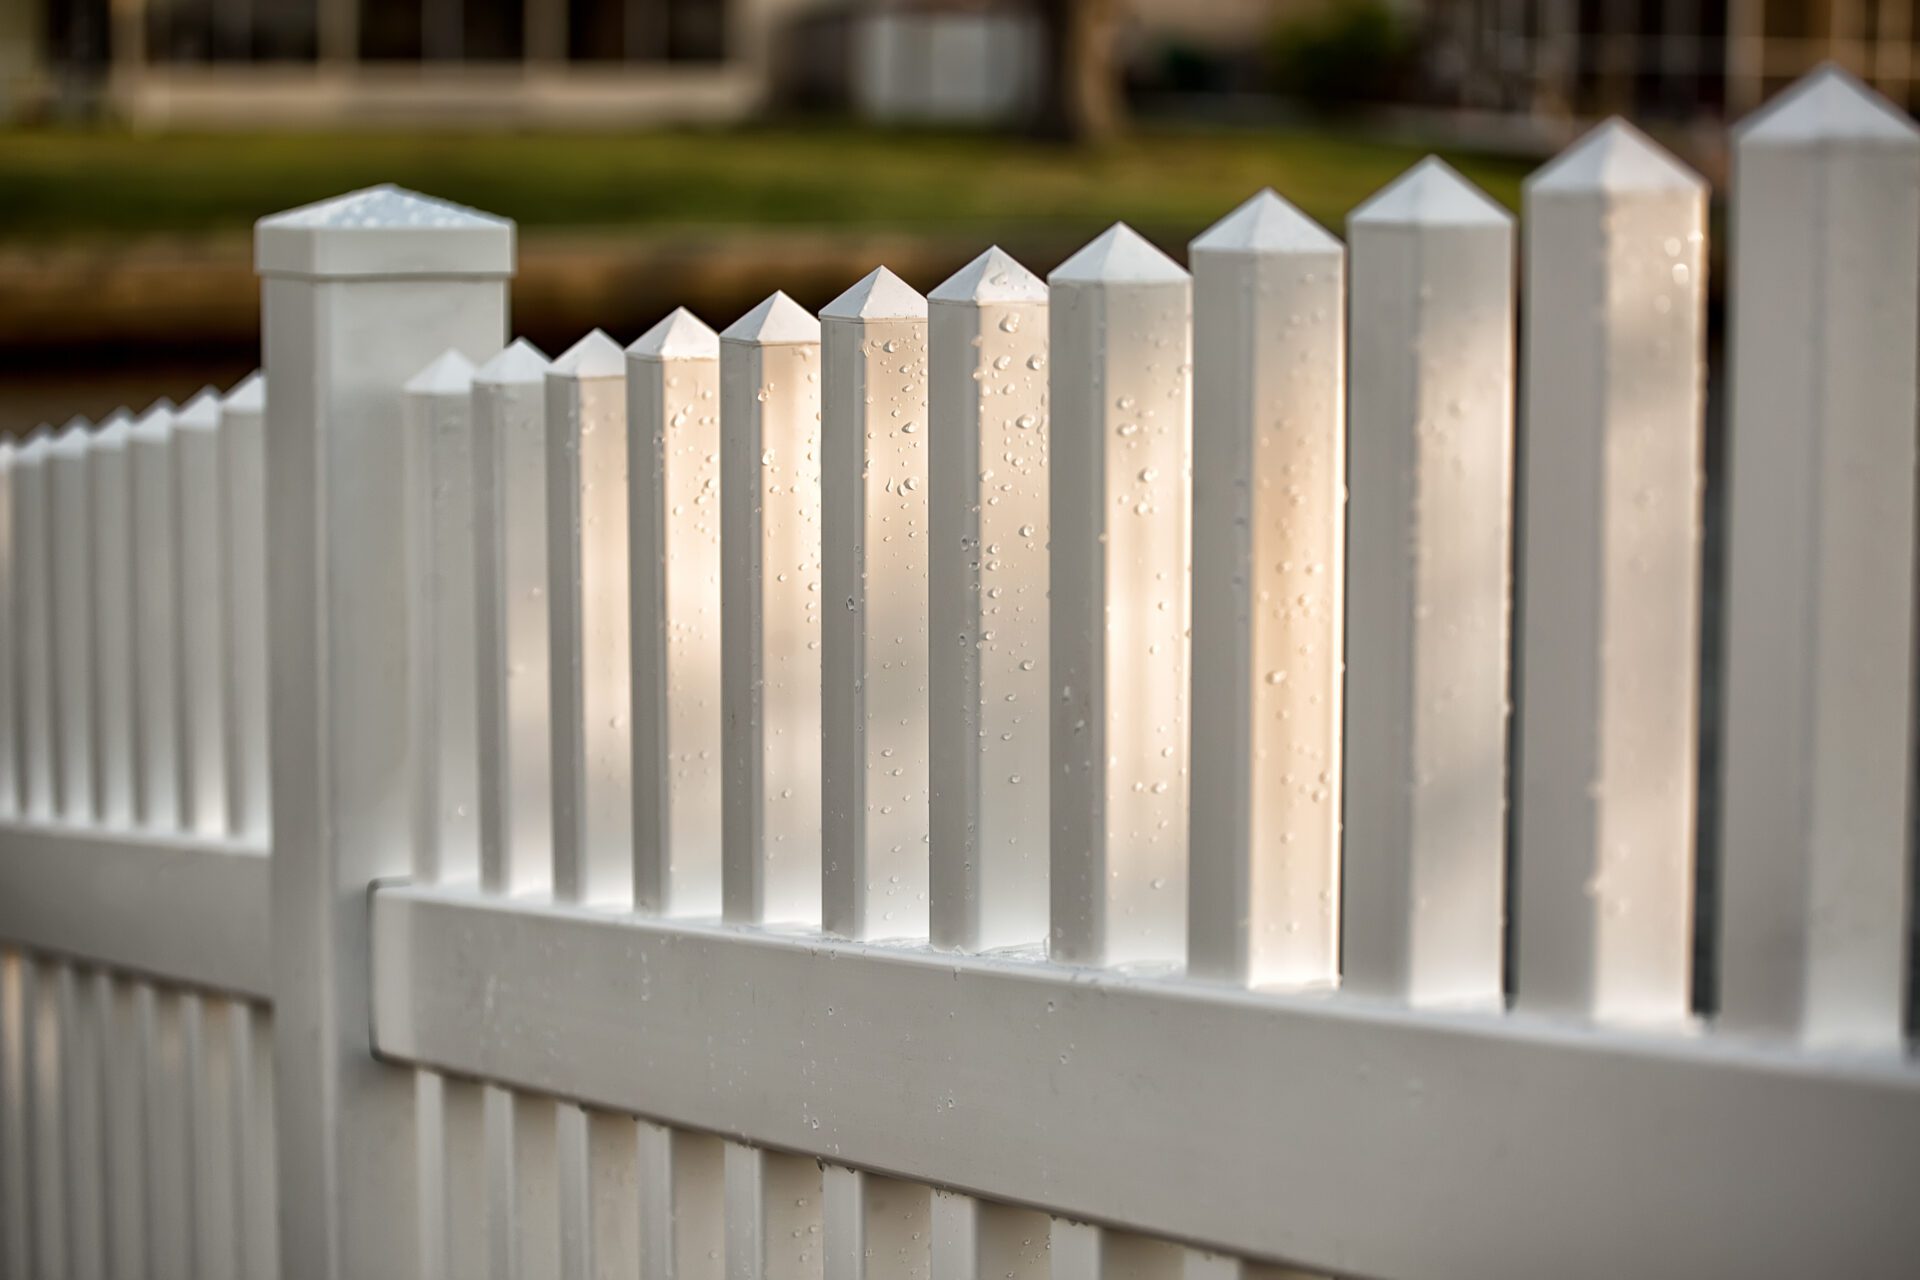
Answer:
[[1050, 221, 1188, 285], [255, 183, 517, 280], [551, 329, 626, 380], [628, 306, 719, 361], [929, 245, 1046, 305], [721, 290, 820, 346], [1737, 63, 1920, 147], [1350, 155, 1512, 229], [1191, 187, 1343, 257]]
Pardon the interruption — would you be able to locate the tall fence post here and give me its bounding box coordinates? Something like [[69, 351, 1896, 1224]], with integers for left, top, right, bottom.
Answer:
[[1719, 68, 1920, 1050], [1516, 121, 1707, 1026], [1342, 158, 1515, 1007], [257, 185, 512, 1280]]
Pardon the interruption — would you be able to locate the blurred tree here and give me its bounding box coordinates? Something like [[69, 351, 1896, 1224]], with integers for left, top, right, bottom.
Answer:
[[1035, 0, 1124, 144]]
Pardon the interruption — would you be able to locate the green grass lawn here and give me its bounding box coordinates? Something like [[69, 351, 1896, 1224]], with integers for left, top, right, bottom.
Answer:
[[0, 124, 1530, 243]]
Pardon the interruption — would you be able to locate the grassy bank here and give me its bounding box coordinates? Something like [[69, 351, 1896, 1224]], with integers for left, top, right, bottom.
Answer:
[[0, 124, 1529, 243]]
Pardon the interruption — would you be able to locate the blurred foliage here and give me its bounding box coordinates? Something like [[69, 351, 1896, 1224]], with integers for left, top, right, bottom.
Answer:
[[1269, 0, 1417, 113], [0, 124, 1526, 243]]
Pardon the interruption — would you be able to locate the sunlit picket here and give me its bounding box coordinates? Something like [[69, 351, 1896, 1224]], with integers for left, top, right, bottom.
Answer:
[[0, 64, 1917, 1280]]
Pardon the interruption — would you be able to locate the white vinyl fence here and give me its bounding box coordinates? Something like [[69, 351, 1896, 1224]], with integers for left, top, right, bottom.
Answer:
[[3, 64, 1919, 1280]]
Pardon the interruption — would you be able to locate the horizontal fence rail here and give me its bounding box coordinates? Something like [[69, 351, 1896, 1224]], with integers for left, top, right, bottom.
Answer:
[[3, 62, 1919, 1280]]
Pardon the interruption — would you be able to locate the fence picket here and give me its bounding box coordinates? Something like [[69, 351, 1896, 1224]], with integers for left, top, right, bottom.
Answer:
[[14, 431, 55, 821], [101, 975, 146, 1280], [26, 962, 64, 1280], [1050, 1221, 1182, 1280], [88, 413, 137, 829], [186, 994, 240, 1280], [140, 984, 193, 1280], [1047, 224, 1193, 968], [1186, 191, 1346, 989], [0, 447, 14, 821], [57, 965, 106, 1280], [926, 248, 1051, 954], [627, 309, 725, 919], [1517, 121, 1707, 1025], [50, 420, 97, 824], [723, 1144, 823, 1280], [720, 293, 825, 928], [821, 268, 932, 941], [0, 953, 27, 1280], [823, 1167, 931, 1280], [637, 1122, 726, 1280], [175, 390, 231, 838], [1719, 66, 1920, 1050], [929, 1191, 1047, 1280], [129, 402, 182, 832], [219, 374, 270, 843], [1342, 159, 1515, 1007], [547, 330, 634, 908], [229, 1002, 278, 1280]]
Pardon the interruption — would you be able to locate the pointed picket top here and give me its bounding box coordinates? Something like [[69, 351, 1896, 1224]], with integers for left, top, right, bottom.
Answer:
[[175, 387, 223, 433], [1738, 63, 1920, 148], [821, 266, 929, 322], [404, 349, 477, 396], [94, 408, 133, 447], [1050, 222, 1188, 286], [720, 291, 821, 346], [223, 371, 265, 412], [1192, 189, 1343, 256], [50, 414, 91, 458], [1350, 157, 1512, 229], [1529, 118, 1704, 196], [929, 246, 1048, 304], [17, 424, 56, 460], [129, 399, 175, 442], [628, 307, 719, 361], [474, 337, 551, 386], [551, 329, 626, 380], [256, 183, 515, 279]]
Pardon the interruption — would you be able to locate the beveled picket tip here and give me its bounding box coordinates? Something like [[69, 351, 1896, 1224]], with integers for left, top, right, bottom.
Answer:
[[255, 184, 516, 279], [1737, 63, 1920, 146], [629, 307, 719, 361], [1529, 118, 1704, 195], [223, 371, 265, 412], [930, 246, 1047, 304], [721, 291, 821, 346], [1191, 189, 1342, 255], [174, 388, 222, 434], [93, 409, 133, 447], [551, 329, 625, 380], [1350, 156, 1512, 228], [474, 337, 551, 385], [52, 415, 91, 454], [128, 399, 175, 441], [1050, 223, 1188, 285], [821, 266, 928, 321], [405, 349, 477, 397]]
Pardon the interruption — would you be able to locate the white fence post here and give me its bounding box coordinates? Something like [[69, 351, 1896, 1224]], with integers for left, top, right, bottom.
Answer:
[[1719, 68, 1920, 1050], [219, 373, 270, 842], [547, 330, 634, 909], [128, 402, 182, 832], [49, 418, 96, 824], [821, 267, 932, 941], [1342, 158, 1515, 1007], [1047, 224, 1193, 969], [926, 247, 1051, 954], [1186, 191, 1346, 989], [258, 184, 512, 1280], [403, 348, 488, 1280], [720, 291, 824, 928], [627, 308, 725, 918], [175, 389, 231, 838], [89, 412, 137, 829], [1516, 121, 1707, 1025], [14, 430, 55, 821]]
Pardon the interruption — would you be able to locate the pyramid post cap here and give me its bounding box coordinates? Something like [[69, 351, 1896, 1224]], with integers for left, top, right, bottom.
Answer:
[[175, 387, 223, 432], [1736, 63, 1920, 148], [474, 338, 551, 385], [129, 400, 176, 441], [551, 329, 627, 379], [222, 371, 265, 412], [256, 184, 516, 279], [1527, 118, 1705, 196], [721, 292, 822, 346], [404, 350, 478, 396], [929, 246, 1048, 304], [1192, 189, 1344, 256], [1350, 157, 1513, 229], [628, 307, 720, 361], [821, 266, 929, 322], [1050, 223, 1189, 286]]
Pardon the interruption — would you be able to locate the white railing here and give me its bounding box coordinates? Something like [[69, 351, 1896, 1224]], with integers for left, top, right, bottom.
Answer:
[[3, 63, 1919, 1280]]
